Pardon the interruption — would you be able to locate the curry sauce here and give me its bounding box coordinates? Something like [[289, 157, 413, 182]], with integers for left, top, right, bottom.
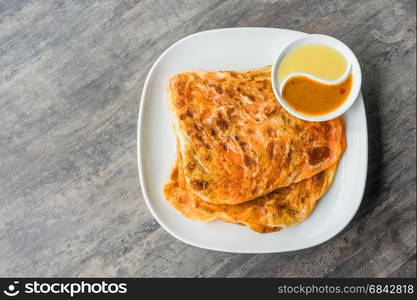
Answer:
[[282, 74, 352, 116]]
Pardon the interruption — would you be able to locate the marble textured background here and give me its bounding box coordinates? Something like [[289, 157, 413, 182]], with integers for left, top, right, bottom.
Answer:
[[0, 0, 415, 277]]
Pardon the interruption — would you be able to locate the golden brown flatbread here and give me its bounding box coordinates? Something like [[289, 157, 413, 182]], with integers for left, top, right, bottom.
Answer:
[[168, 66, 345, 205], [164, 150, 338, 233]]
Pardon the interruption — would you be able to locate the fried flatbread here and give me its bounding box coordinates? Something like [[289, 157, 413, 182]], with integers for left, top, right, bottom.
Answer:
[[164, 150, 338, 233], [168, 66, 345, 205]]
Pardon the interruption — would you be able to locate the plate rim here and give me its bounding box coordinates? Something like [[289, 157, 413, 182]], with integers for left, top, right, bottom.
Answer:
[[137, 27, 368, 253]]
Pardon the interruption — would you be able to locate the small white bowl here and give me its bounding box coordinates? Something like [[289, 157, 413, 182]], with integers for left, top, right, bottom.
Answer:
[[271, 34, 362, 121]]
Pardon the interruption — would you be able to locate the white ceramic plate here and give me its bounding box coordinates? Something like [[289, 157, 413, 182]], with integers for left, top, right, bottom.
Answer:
[[138, 28, 367, 253]]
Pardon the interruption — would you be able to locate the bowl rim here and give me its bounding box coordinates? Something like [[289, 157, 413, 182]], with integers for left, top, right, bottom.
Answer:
[[271, 34, 362, 122]]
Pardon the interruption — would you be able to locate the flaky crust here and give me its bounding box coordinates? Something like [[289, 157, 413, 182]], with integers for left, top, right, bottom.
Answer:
[[164, 150, 338, 233], [168, 66, 345, 204]]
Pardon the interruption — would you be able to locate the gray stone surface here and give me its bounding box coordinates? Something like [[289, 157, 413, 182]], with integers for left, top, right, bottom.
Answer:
[[0, 0, 415, 277]]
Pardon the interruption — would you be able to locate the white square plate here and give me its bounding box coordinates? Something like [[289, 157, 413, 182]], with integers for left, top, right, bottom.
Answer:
[[138, 28, 367, 253]]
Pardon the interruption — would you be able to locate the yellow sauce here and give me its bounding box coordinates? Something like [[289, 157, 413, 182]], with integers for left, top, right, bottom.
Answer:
[[277, 44, 347, 83], [282, 74, 352, 116]]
